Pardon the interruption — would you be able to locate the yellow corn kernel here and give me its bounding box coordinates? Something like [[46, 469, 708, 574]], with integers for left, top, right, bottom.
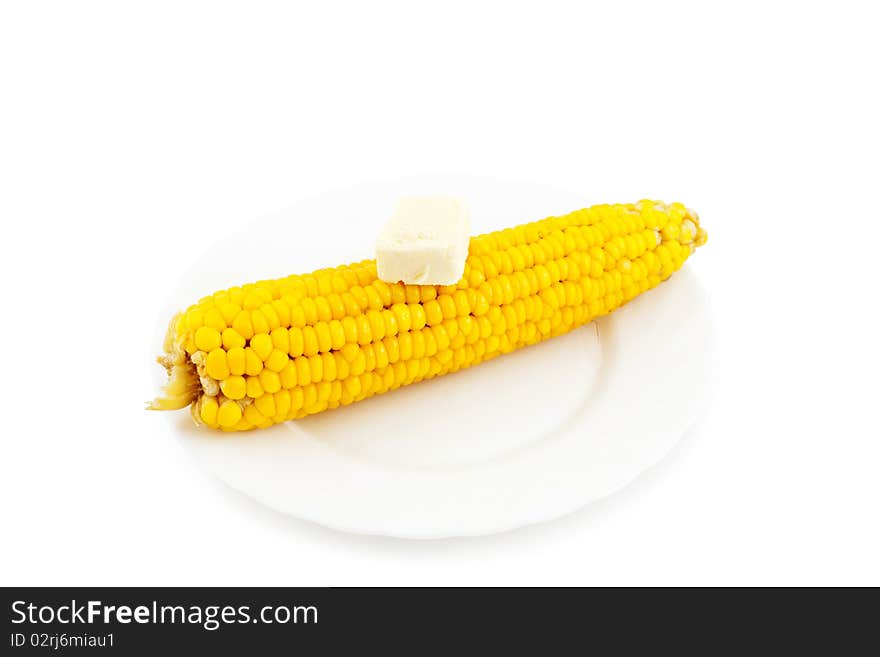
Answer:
[[205, 348, 229, 380], [335, 342, 355, 363], [373, 341, 389, 369], [232, 311, 254, 340], [217, 400, 242, 428], [365, 286, 383, 311], [288, 304, 306, 328], [433, 325, 450, 351], [383, 335, 400, 363], [404, 286, 420, 304], [203, 308, 226, 331], [423, 300, 443, 327], [381, 310, 398, 338], [245, 376, 263, 399], [274, 390, 292, 420], [334, 352, 350, 379], [254, 393, 276, 418], [344, 375, 361, 398], [458, 315, 475, 337], [301, 298, 318, 324], [322, 352, 337, 382], [289, 387, 304, 412], [220, 375, 247, 400], [362, 344, 376, 371], [355, 314, 371, 346], [411, 331, 426, 359], [444, 320, 461, 348], [349, 349, 367, 376], [251, 309, 270, 335], [244, 403, 265, 427], [340, 292, 359, 316], [250, 333, 273, 361], [453, 290, 470, 315], [391, 304, 411, 332], [350, 286, 368, 310], [194, 326, 222, 352], [259, 369, 281, 394], [389, 283, 406, 304], [478, 315, 492, 339], [367, 310, 385, 341], [438, 295, 457, 320], [271, 327, 289, 353], [266, 348, 289, 372], [341, 316, 358, 343], [302, 326, 319, 357], [410, 304, 427, 330], [219, 302, 241, 324], [315, 296, 332, 322], [327, 293, 346, 319], [329, 320, 346, 350], [184, 308, 205, 331], [295, 356, 311, 385], [271, 299, 290, 326], [423, 329, 438, 357], [308, 354, 323, 382], [472, 291, 489, 315], [244, 347, 263, 376], [280, 360, 298, 388], [314, 322, 332, 353], [199, 396, 219, 425], [287, 326, 304, 357], [372, 280, 392, 306], [397, 332, 413, 360], [222, 328, 246, 350]]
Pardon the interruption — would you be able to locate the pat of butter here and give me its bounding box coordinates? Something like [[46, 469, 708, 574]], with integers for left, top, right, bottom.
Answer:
[[376, 197, 470, 285]]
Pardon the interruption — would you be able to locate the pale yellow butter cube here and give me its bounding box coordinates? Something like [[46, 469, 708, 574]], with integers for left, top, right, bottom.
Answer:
[[375, 197, 470, 285]]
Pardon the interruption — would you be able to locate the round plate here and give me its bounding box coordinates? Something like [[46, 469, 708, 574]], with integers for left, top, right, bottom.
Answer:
[[162, 176, 715, 538]]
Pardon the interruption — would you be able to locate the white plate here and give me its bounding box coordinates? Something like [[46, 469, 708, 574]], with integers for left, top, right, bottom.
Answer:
[[161, 176, 715, 538]]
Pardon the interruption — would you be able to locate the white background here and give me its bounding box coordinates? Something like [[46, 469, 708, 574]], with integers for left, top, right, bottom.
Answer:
[[1, 1, 877, 586]]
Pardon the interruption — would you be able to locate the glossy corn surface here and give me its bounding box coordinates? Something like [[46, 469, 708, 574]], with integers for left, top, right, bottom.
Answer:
[[151, 200, 707, 430]]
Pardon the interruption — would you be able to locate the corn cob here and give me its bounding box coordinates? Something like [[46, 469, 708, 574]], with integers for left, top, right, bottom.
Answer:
[[150, 200, 707, 431]]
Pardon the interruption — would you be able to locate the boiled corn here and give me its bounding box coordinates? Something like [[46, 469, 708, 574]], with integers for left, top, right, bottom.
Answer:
[[150, 200, 707, 431]]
